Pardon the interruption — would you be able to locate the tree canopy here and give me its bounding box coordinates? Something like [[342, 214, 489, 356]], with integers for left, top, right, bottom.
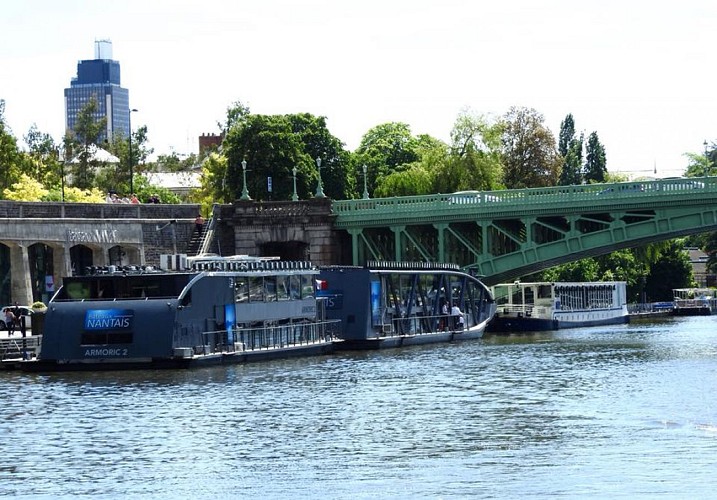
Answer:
[[501, 107, 561, 188]]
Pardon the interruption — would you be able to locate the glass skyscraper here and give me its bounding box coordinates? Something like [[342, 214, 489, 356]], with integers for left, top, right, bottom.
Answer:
[[64, 40, 130, 144]]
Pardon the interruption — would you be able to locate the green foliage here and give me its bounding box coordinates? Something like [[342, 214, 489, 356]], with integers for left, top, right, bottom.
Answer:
[[192, 152, 228, 213], [218, 100, 251, 133], [584, 131, 607, 183], [644, 240, 694, 301], [434, 110, 503, 193], [65, 96, 107, 189], [0, 99, 24, 195], [501, 107, 561, 188], [43, 186, 105, 203], [23, 124, 59, 185], [534, 242, 694, 302], [558, 114, 584, 186], [539, 258, 600, 282], [223, 112, 351, 201], [557, 114, 575, 157], [374, 164, 434, 197], [354, 122, 422, 196], [3, 173, 49, 201]]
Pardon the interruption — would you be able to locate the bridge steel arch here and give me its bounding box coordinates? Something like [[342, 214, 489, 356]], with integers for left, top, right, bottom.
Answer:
[[332, 177, 717, 285]]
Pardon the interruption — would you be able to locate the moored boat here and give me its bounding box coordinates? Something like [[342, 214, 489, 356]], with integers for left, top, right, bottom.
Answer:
[[488, 281, 629, 333], [23, 255, 340, 371], [318, 261, 496, 349], [671, 288, 714, 316]]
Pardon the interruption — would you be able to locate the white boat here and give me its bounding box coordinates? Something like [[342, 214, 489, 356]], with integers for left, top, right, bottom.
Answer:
[[672, 288, 714, 316], [488, 281, 629, 332]]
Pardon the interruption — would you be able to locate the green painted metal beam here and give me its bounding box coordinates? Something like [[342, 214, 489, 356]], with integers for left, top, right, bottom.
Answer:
[[333, 177, 717, 284]]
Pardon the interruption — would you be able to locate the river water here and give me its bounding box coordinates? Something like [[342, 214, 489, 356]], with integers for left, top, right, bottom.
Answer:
[[1, 315, 716, 499]]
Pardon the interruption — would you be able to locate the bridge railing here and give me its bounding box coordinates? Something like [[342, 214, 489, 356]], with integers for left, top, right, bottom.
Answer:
[[331, 177, 717, 224]]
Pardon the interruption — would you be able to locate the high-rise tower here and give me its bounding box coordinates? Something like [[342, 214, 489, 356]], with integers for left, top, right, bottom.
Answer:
[[64, 40, 130, 144]]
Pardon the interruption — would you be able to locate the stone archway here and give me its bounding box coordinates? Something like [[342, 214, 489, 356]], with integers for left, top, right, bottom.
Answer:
[[70, 245, 95, 276], [28, 242, 54, 303], [261, 241, 309, 261], [0, 243, 10, 305]]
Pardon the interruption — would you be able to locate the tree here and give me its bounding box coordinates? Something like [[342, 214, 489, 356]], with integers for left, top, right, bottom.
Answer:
[[223, 112, 351, 201], [584, 131, 607, 183], [0, 99, 23, 195], [354, 122, 421, 196], [557, 114, 583, 186], [218, 100, 250, 135], [193, 152, 228, 213], [66, 96, 107, 189], [23, 124, 58, 186], [685, 140, 717, 177], [433, 110, 503, 194], [644, 240, 694, 301], [501, 107, 561, 188], [558, 113, 575, 157]]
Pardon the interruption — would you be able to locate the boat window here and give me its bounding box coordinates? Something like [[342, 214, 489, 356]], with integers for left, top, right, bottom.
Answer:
[[235, 279, 249, 303], [276, 276, 289, 301], [537, 285, 552, 299], [249, 276, 264, 302], [289, 275, 301, 299], [301, 274, 314, 299], [66, 281, 91, 299], [265, 276, 277, 302], [81, 332, 133, 345]]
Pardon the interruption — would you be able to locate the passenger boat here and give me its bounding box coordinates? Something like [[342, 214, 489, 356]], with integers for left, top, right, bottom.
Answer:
[[24, 255, 340, 371], [671, 288, 714, 316], [318, 261, 496, 349], [487, 281, 629, 332]]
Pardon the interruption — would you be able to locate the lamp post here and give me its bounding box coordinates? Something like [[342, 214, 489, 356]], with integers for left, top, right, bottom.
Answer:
[[362, 164, 369, 199], [128, 108, 138, 194], [314, 156, 325, 198], [292, 166, 299, 201], [61, 150, 66, 202], [240, 159, 251, 200]]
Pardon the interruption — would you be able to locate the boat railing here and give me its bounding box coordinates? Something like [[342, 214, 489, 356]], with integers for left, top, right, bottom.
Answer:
[[195, 319, 341, 355], [497, 304, 550, 317], [0, 335, 41, 360], [379, 312, 464, 336]]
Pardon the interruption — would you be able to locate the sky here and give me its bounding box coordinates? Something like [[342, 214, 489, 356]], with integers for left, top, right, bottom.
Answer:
[[1, 0, 715, 178]]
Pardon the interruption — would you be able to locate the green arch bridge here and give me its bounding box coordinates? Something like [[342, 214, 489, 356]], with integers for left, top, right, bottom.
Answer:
[[331, 177, 717, 285]]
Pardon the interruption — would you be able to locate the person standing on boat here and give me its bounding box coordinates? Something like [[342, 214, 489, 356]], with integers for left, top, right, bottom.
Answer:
[[451, 302, 465, 330], [440, 299, 450, 331], [4, 307, 15, 336]]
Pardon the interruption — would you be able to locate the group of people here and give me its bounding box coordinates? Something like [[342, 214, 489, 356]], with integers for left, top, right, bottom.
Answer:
[[3, 303, 24, 336], [440, 299, 465, 331], [106, 192, 140, 204], [105, 193, 162, 204]]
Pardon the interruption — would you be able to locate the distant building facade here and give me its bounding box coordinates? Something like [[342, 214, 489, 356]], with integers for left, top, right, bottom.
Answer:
[[199, 133, 223, 154], [64, 40, 130, 143]]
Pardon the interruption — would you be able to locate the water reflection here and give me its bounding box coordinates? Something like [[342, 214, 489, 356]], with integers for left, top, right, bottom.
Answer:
[[1, 317, 717, 498]]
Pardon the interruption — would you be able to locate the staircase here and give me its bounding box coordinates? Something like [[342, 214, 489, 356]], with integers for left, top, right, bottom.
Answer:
[[187, 204, 220, 257], [186, 223, 207, 256]]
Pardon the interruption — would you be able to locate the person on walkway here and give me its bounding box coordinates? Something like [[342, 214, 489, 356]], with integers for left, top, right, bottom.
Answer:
[[4, 307, 15, 336], [130, 194, 140, 204]]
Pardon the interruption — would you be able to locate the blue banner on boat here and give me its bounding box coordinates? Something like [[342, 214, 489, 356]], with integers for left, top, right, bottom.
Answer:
[[84, 309, 134, 330]]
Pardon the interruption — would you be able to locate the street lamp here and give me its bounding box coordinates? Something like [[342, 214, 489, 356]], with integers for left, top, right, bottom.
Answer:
[[292, 166, 299, 201], [362, 164, 369, 199], [314, 156, 325, 198], [240, 159, 251, 200], [128, 108, 138, 195]]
